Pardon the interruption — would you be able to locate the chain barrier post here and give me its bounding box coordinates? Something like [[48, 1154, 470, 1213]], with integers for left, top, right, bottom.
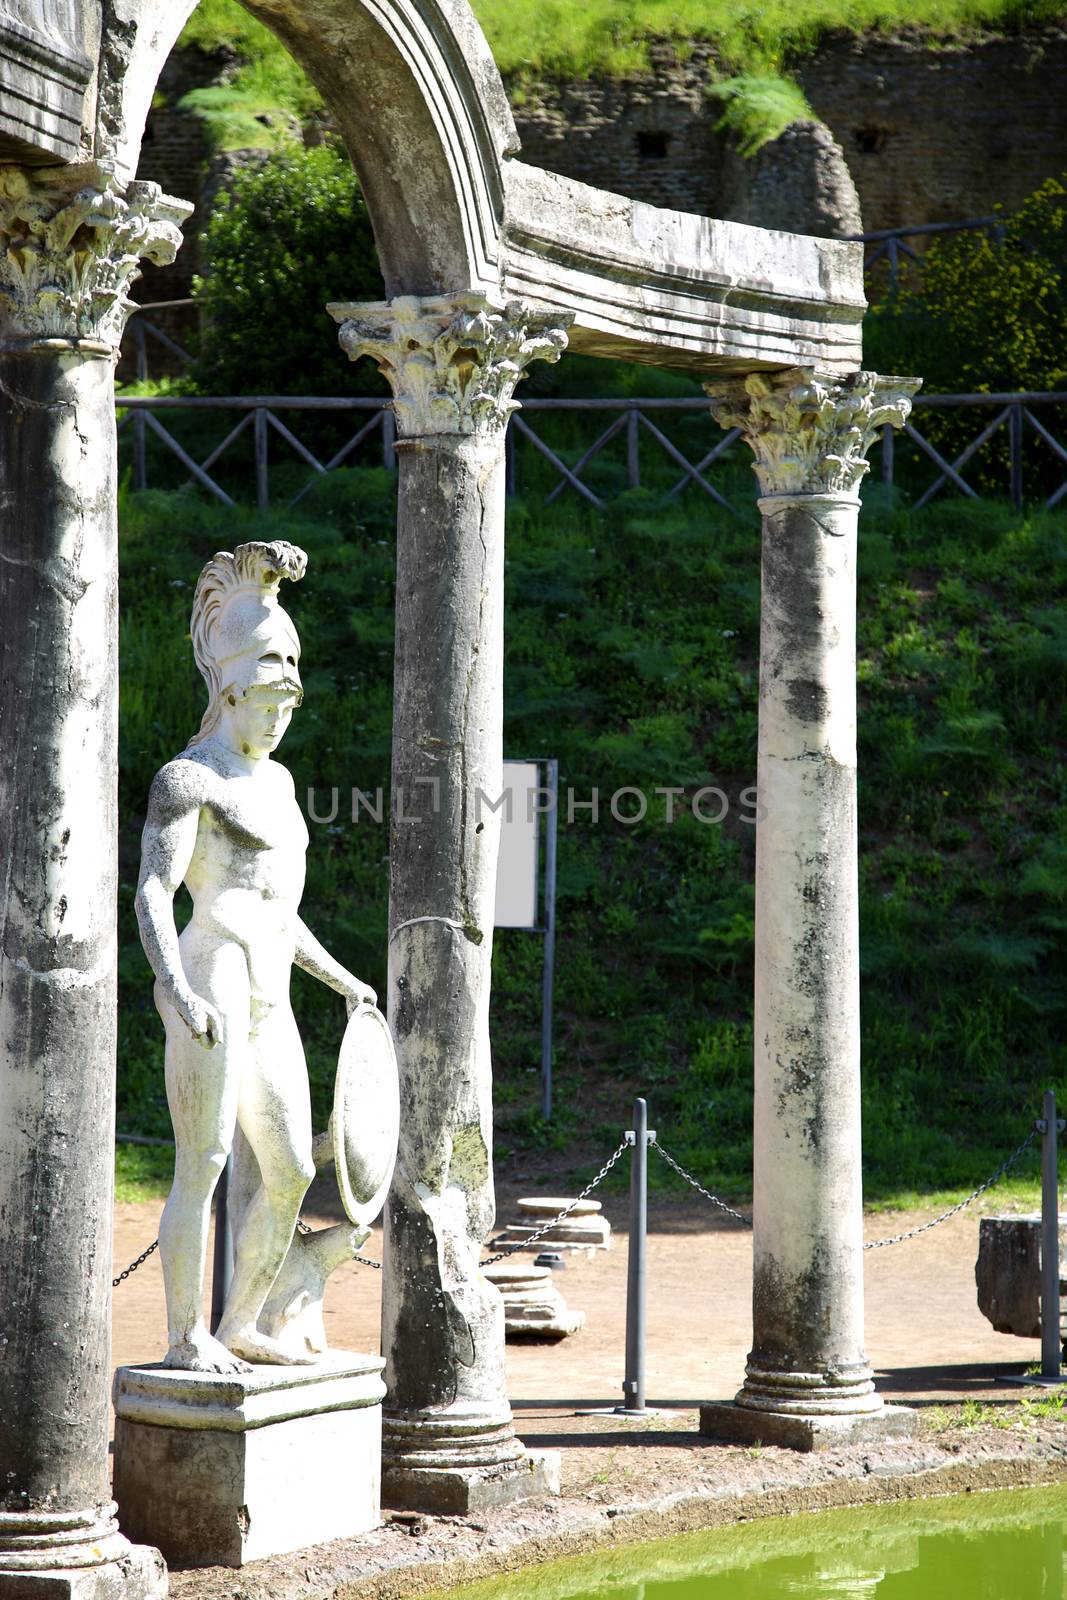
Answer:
[[617, 1097, 657, 1416], [1038, 1089, 1063, 1381], [209, 1153, 234, 1334]]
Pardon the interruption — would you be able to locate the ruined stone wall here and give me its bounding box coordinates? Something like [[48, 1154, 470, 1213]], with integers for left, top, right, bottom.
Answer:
[[794, 28, 1067, 229], [508, 26, 1067, 231]]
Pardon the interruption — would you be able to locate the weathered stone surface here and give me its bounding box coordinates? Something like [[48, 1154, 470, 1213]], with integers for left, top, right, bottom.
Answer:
[[112, 1356, 385, 1567], [720, 119, 863, 240], [0, 1544, 167, 1600], [484, 1265, 585, 1341], [497, 1197, 612, 1255], [0, 2, 93, 163], [502, 161, 864, 374], [380, 1404, 561, 1514], [976, 1215, 1066, 1339], [700, 1401, 918, 1453], [0, 143, 187, 1600], [699, 371, 919, 1431], [0, 164, 189, 350], [333, 294, 568, 1510]]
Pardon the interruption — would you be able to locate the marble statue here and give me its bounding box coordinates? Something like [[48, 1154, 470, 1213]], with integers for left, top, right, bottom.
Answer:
[[135, 540, 377, 1373]]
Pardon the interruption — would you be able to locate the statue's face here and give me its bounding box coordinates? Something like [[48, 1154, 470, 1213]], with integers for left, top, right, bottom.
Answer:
[[226, 684, 300, 757]]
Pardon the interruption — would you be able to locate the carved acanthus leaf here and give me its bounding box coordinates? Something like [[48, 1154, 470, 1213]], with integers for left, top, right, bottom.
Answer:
[[330, 293, 571, 437], [706, 369, 921, 498], [0, 164, 191, 348]]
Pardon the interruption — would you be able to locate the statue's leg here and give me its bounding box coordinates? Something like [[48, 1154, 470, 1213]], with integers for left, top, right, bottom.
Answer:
[[215, 1002, 316, 1364], [158, 938, 251, 1374]]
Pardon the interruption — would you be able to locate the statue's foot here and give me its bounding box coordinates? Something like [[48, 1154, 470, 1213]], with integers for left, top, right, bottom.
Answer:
[[218, 1324, 318, 1366], [162, 1332, 253, 1375]]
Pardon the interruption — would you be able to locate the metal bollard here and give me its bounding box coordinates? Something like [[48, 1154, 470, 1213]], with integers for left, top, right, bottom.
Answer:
[[617, 1097, 655, 1416], [209, 1152, 234, 1335], [1038, 1089, 1064, 1380]]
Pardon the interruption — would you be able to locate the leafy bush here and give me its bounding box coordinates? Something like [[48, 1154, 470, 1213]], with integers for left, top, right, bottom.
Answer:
[[191, 144, 384, 398], [867, 177, 1067, 397], [864, 177, 1067, 494]]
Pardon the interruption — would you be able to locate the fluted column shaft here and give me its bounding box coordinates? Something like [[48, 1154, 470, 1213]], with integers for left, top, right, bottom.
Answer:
[[701, 369, 919, 1442], [0, 163, 188, 1587], [331, 293, 569, 1511]]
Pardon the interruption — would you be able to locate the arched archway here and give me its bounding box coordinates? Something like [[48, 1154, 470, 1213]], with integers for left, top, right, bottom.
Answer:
[[110, 0, 515, 296]]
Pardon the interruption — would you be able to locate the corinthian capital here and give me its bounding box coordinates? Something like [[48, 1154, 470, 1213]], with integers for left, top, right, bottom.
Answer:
[[706, 369, 921, 500], [328, 293, 571, 438], [0, 164, 191, 350]]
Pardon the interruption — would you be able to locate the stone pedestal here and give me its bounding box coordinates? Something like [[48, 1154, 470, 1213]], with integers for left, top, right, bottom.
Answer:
[[497, 1199, 612, 1255], [112, 1355, 385, 1568], [976, 1215, 1066, 1339], [700, 370, 919, 1449], [484, 1264, 585, 1340], [330, 294, 569, 1512]]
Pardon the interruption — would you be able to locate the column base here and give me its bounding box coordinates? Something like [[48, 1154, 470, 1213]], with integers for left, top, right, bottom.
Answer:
[[112, 1352, 385, 1567], [699, 1400, 917, 1453], [0, 1542, 167, 1600], [382, 1403, 560, 1514]]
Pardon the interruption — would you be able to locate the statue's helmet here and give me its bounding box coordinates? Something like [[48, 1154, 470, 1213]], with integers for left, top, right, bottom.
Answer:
[[187, 540, 307, 746]]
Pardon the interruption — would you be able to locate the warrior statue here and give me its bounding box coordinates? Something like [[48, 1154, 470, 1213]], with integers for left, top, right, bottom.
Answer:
[[136, 540, 377, 1373]]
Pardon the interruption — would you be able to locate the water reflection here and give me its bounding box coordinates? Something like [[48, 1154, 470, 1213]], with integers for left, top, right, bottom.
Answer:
[[428, 1488, 1067, 1600]]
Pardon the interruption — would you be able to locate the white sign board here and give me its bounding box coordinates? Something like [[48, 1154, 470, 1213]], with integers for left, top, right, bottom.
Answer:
[[494, 760, 540, 929]]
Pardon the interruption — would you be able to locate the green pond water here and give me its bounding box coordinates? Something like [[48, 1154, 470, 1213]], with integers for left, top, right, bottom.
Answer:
[[425, 1487, 1067, 1599]]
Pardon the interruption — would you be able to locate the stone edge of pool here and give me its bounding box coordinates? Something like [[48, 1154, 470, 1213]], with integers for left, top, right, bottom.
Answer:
[[165, 1421, 1067, 1600]]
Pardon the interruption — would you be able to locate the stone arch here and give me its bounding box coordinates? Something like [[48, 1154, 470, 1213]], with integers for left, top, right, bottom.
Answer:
[[109, 0, 516, 297]]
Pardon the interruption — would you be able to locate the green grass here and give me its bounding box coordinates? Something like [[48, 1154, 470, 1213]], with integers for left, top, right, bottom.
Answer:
[[114, 440, 1067, 1207], [172, 0, 1060, 150], [115, 1144, 175, 1202]]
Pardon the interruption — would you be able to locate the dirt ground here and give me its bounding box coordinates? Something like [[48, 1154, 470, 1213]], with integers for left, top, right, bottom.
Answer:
[[112, 1176, 1051, 1422]]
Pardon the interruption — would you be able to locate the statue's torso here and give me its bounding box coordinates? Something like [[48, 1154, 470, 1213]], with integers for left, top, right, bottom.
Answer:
[[173, 747, 309, 997]]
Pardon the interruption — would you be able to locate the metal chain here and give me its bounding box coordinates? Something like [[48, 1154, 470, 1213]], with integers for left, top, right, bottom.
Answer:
[[296, 1217, 381, 1269], [648, 1138, 753, 1229], [481, 1138, 631, 1267], [863, 1127, 1038, 1250], [113, 1238, 159, 1287]]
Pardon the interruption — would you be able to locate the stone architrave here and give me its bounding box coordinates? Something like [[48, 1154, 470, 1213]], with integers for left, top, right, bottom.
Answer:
[[0, 162, 189, 1600], [698, 369, 920, 1453], [329, 292, 570, 1513]]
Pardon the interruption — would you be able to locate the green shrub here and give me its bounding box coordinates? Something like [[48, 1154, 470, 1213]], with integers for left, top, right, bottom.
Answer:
[[864, 177, 1067, 495], [191, 144, 384, 398]]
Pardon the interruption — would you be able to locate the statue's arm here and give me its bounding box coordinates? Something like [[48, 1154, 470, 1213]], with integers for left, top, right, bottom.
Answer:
[[293, 919, 377, 1012], [135, 763, 221, 1047]]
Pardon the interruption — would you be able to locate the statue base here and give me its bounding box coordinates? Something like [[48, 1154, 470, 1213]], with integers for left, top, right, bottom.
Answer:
[[112, 1353, 385, 1567], [699, 1400, 917, 1453]]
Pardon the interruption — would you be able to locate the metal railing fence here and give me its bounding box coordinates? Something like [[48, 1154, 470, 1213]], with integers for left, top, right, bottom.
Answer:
[[115, 391, 1067, 514]]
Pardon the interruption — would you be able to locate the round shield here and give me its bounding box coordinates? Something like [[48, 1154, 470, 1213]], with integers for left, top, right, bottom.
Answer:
[[332, 1002, 400, 1228]]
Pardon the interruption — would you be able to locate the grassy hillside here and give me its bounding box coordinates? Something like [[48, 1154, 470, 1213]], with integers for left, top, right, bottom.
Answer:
[[116, 440, 1067, 1206], [174, 0, 1060, 147]]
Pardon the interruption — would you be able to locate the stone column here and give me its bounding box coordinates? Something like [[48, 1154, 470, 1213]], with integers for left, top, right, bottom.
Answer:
[[329, 294, 570, 1512], [698, 369, 920, 1452], [0, 164, 189, 1598]]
